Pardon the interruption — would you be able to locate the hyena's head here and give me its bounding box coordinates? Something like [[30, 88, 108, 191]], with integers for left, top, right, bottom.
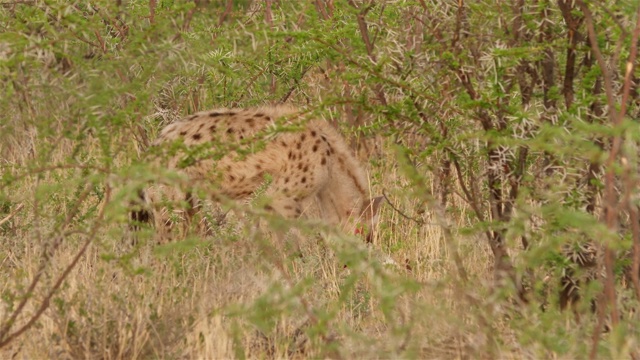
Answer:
[[355, 196, 385, 243]]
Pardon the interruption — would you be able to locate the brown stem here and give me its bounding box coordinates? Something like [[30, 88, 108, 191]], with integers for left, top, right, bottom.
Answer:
[[314, 0, 329, 20], [347, 0, 388, 106], [149, 0, 156, 24], [0, 184, 94, 345], [622, 160, 640, 301], [558, 0, 583, 109], [0, 186, 109, 348], [265, 0, 273, 26], [578, 2, 640, 350], [218, 0, 234, 26]]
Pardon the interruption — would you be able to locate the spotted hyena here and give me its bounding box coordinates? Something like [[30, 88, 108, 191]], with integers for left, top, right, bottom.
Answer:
[[133, 105, 382, 242]]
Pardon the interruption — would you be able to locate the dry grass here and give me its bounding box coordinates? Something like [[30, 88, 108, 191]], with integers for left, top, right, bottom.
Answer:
[[3, 2, 637, 357], [0, 127, 509, 359]]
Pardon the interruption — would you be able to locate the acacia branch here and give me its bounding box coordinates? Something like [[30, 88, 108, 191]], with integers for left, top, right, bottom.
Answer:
[[0, 203, 24, 227], [0, 183, 94, 345], [381, 190, 424, 225], [0, 185, 109, 348], [347, 0, 387, 106], [578, 2, 640, 353]]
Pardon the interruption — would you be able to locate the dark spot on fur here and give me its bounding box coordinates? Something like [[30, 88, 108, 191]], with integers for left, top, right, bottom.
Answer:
[[320, 135, 327, 142], [192, 133, 202, 140], [297, 163, 303, 170], [256, 164, 262, 170], [301, 177, 306, 183], [280, 141, 287, 147], [197, 123, 205, 130], [288, 151, 293, 159], [246, 117, 255, 124], [210, 112, 223, 117], [255, 113, 265, 117], [301, 134, 306, 141], [265, 204, 274, 211], [188, 115, 198, 121], [325, 150, 331, 156], [311, 130, 317, 137], [284, 177, 289, 183], [303, 165, 309, 172], [296, 142, 301, 150], [321, 157, 327, 165], [284, 205, 292, 210], [295, 208, 302, 216], [239, 135, 244, 140], [179, 131, 187, 136], [312, 145, 318, 152], [209, 125, 217, 132], [265, 116, 272, 121], [229, 175, 236, 181], [228, 111, 237, 116], [227, 128, 234, 134]]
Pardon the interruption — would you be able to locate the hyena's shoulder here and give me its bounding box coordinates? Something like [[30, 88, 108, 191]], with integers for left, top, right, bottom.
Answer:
[[153, 105, 299, 146]]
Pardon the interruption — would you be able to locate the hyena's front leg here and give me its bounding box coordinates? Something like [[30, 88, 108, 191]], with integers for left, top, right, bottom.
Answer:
[[145, 184, 196, 243]]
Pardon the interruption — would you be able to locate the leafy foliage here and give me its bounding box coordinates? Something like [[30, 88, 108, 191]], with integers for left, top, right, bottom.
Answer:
[[2, 0, 640, 358]]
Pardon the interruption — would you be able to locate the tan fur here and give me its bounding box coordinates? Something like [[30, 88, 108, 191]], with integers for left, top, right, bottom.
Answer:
[[140, 106, 380, 241]]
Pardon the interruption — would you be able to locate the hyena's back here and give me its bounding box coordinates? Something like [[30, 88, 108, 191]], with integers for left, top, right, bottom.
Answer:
[[143, 106, 377, 238]]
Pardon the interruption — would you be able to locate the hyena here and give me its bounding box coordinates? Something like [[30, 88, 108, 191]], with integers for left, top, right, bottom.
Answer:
[[134, 105, 382, 243]]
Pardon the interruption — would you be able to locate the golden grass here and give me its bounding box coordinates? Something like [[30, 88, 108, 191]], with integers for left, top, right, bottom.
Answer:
[[0, 45, 623, 360]]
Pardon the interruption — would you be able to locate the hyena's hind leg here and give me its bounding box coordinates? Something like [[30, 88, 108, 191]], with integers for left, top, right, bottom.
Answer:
[[259, 160, 330, 255]]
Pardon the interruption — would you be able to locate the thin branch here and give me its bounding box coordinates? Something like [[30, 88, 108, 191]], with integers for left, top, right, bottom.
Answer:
[[0, 203, 24, 227], [381, 190, 424, 225], [218, 0, 234, 26], [0, 185, 110, 348], [264, 0, 273, 26], [314, 0, 329, 20], [149, 0, 156, 24], [578, 1, 640, 353], [0, 184, 93, 344], [622, 158, 640, 301]]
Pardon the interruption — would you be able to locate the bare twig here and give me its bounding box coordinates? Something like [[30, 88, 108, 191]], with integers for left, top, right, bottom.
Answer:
[[381, 190, 423, 225], [0, 203, 24, 227], [279, 66, 311, 104], [311, 36, 443, 108], [149, 0, 156, 24], [578, 2, 640, 356], [314, 0, 329, 20], [0, 184, 93, 345], [2, 164, 110, 187], [218, 0, 234, 26], [264, 0, 273, 26], [0, 185, 110, 348], [346, 0, 388, 106], [622, 158, 640, 301]]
